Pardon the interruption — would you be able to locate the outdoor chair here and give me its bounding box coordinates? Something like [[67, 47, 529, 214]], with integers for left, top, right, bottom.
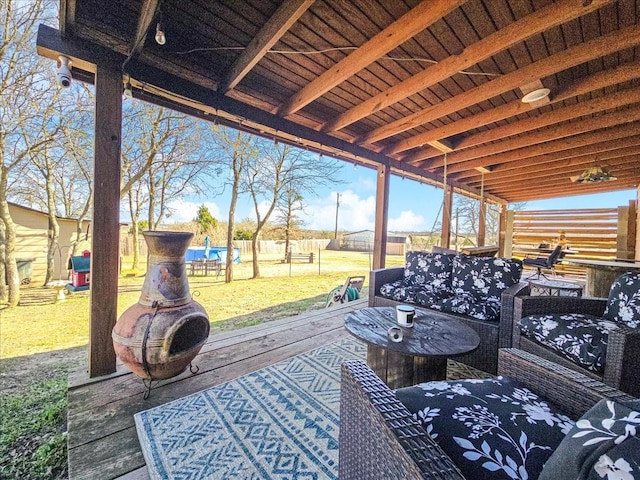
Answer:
[[340, 348, 638, 480], [523, 244, 562, 279], [512, 271, 640, 397]]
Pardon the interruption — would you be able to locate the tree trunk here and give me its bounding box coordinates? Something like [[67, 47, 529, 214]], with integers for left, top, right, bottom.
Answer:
[[225, 191, 237, 283], [131, 217, 140, 271], [0, 195, 20, 307], [0, 220, 6, 302], [45, 174, 60, 284], [251, 235, 260, 278]]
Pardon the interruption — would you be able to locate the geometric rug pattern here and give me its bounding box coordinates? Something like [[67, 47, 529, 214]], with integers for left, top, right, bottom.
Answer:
[[134, 338, 367, 480]]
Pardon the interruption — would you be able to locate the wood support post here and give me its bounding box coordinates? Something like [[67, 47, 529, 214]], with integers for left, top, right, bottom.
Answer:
[[637, 186, 640, 260], [478, 197, 487, 247], [502, 208, 514, 258], [372, 163, 389, 270], [618, 200, 637, 260], [89, 65, 122, 377], [440, 185, 452, 248]]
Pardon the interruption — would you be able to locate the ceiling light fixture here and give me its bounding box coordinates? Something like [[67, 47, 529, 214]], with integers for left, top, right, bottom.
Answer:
[[570, 166, 617, 184], [521, 88, 550, 103], [155, 22, 166, 45]]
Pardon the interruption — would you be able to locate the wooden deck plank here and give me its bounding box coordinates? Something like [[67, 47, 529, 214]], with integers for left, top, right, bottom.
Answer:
[[67, 301, 363, 419], [67, 300, 366, 480], [67, 322, 348, 448]]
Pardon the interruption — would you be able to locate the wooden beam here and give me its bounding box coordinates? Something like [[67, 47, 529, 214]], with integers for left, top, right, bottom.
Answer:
[[35, 24, 504, 205], [478, 196, 486, 247], [427, 107, 640, 174], [129, 0, 160, 61], [278, 0, 464, 117], [221, 0, 315, 94], [474, 158, 640, 191], [453, 135, 640, 181], [372, 163, 390, 270], [500, 180, 640, 202], [462, 151, 640, 188], [441, 185, 453, 248], [89, 65, 122, 377], [453, 88, 640, 152], [389, 62, 640, 155], [59, 0, 77, 35], [327, 0, 616, 136], [367, 21, 640, 149]]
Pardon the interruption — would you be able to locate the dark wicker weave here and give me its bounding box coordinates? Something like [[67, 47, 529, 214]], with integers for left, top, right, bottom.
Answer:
[[369, 267, 530, 374], [512, 295, 640, 397], [339, 348, 637, 480]]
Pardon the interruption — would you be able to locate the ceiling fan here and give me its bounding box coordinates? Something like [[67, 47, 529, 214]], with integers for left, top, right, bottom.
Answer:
[[570, 166, 617, 184]]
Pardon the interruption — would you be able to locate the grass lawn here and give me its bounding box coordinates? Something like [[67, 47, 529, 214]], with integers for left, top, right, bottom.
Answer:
[[0, 249, 403, 479]]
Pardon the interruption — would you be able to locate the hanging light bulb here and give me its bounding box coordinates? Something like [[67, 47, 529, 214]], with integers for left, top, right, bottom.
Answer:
[[155, 22, 166, 45], [123, 76, 133, 99]]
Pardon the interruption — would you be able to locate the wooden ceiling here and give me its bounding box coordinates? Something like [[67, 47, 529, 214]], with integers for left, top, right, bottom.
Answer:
[[51, 0, 640, 203]]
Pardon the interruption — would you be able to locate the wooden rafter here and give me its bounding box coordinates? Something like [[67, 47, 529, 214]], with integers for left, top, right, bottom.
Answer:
[[323, 0, 615, 135], [277, 0, 464, 117], [452, 136, 640, 182], [130, 0, 160, 60], [424, 106, 640, 173], [421, 122, 640, 180], [454, 88, 640, 151], [220, 0, 315, 94], [465, 153, 640, 188], [374, 22, 640, 154], [386, 62, 640, 156]]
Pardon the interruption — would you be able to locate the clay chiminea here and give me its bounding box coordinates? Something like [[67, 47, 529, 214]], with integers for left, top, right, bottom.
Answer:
[[112, 231, 210, 388]]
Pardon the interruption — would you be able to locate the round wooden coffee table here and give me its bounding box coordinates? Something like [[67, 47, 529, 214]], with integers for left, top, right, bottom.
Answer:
[[344, 307, 480, 389]]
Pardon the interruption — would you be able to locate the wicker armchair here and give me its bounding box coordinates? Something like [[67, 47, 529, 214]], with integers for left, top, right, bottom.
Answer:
[[339, 348, 636, 480], [512, 292, 640, 397]]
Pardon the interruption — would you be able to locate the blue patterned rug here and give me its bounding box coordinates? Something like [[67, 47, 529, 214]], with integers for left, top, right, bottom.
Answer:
[[134, 338, 367, 480]]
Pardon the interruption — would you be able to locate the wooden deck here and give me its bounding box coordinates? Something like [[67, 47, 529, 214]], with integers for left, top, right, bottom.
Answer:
[[66, 298, 367, 480]]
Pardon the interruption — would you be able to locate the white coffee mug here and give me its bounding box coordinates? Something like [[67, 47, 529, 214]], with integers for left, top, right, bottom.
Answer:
[[396, 304, 415, 327]]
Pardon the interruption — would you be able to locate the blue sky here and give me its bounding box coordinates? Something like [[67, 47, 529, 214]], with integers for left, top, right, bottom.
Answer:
[[167, 161, 637, 233]]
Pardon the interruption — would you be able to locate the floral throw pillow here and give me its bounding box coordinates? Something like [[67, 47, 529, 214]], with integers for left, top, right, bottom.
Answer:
[[403, 251, 454, 293], [396, 376, 574, 480], [538, 399, 640, 480], [451, 256, 522, 303], [603, 272, 640, 329]]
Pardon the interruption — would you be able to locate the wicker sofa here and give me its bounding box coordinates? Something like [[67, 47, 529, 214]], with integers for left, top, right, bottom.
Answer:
[[512, 271, 640, 397], [370, 251, 529, 373], [339, 348, 638, 480]]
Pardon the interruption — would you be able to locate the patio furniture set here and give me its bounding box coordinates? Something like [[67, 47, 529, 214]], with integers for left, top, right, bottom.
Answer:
[[342, 249, 640, 479]]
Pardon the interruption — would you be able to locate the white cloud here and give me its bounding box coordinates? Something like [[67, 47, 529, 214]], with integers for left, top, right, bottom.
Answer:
[[388, 210, 426, 232], [302, 190, 374, 231], [300, 190, 425, 233], [165, 199, 222, 223]]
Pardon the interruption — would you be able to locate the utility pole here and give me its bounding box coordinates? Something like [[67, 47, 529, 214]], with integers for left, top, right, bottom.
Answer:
[[334, 192, 341, 239]]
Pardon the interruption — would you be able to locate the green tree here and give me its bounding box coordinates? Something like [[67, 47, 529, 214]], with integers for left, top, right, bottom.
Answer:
[[195, 205, 217, 234]]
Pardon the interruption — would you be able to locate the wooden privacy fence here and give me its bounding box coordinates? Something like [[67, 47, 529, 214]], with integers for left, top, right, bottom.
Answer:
[[506, 204, 636, 277]]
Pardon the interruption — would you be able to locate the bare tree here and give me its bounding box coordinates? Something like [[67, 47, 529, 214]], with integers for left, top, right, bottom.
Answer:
[[273, 186, 305, 258], [210, 127, 258, 283], [245, 143, 343, 278], [0, 0, 59, 305], [121, 101, 211, 269]]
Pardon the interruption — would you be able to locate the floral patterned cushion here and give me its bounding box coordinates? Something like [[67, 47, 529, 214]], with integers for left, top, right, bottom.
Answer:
[[396, 376, 574, 480], [451, 256, 522, 303], [603, 272, 640, 329], [538, 399, 640, 480], [403, 251, 454, 294], [436, 292, 502, 322], [379, 280, 424, 304], [518, 313, 619, 373]]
